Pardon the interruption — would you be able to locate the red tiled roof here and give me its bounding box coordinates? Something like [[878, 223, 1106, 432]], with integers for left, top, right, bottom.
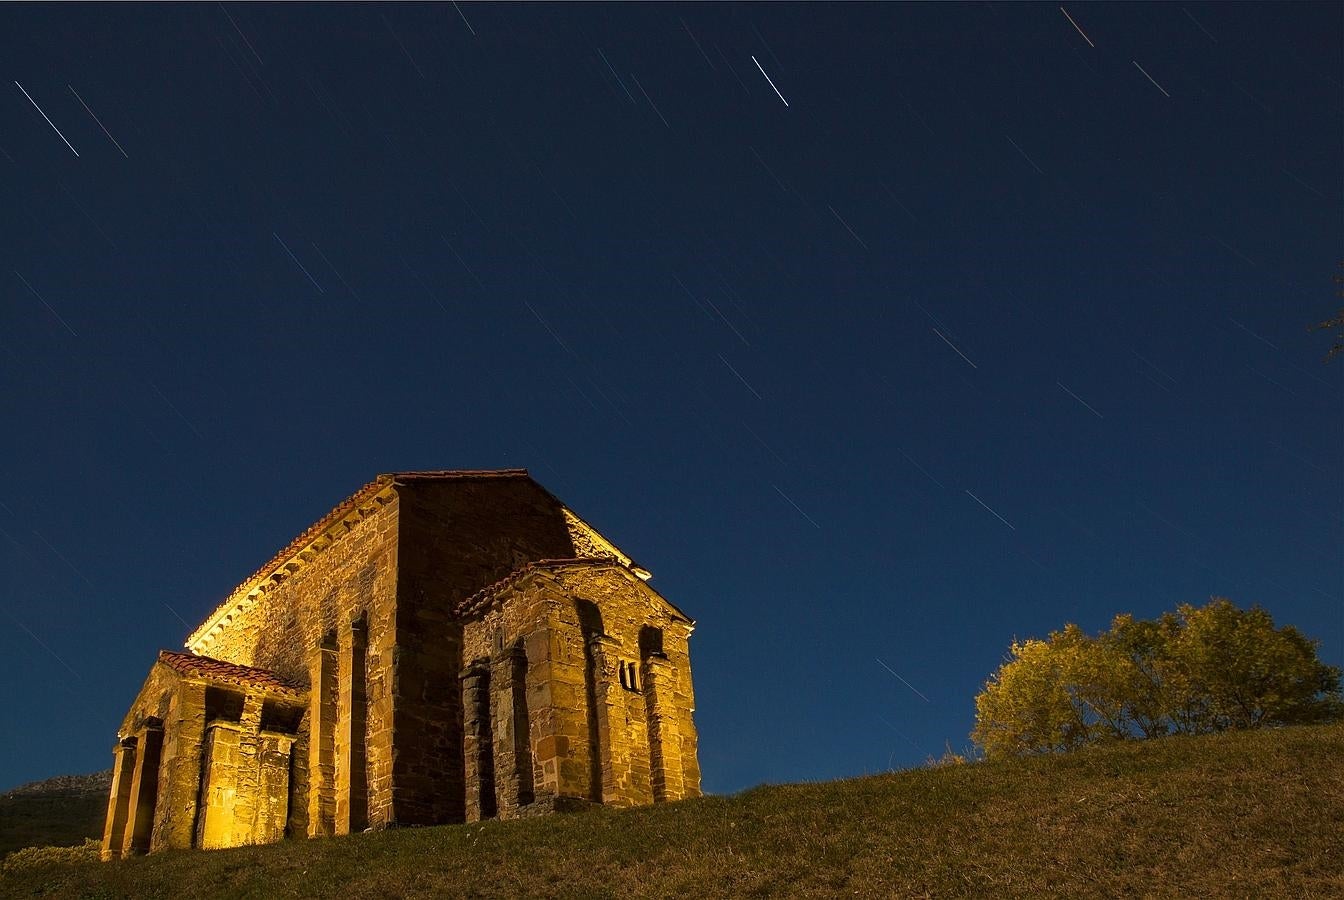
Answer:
[[392, 470, 530, 482], [158, 650, 304, 697], [187, 469, 532, 647], [452, 558, 610, 618], [453, 558, 691, 623], [226, 469, 530, 614]]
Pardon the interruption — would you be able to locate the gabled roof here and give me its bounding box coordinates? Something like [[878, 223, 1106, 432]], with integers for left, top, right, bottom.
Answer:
[[157, 650, 304, 699], [220, 469, 529, 621], [186, 469, 531, 649], [454, 557, 693, 625]]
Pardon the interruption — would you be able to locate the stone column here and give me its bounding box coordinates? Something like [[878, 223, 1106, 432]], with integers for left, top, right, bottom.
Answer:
[[255, 732, 296, 844], [120, 720, 164, 857], [230, 695, 265, 843], [197, 722, 242, 849], [518, 620, 577, 811], [459, 660, 494, 822], [667, 630, 702, 798], [308, 636, 338, 837], [285, 723, 310, 840], [337, 616, 368, 834], [642, 654, 685, 802], [586, 634, 630, 806], [153, 681, 207, 850], [100, 737, 137, 861], [490, 644, 533, 817]]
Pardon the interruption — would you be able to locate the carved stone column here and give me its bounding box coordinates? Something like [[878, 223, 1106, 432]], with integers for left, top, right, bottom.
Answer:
[[521, 623, 569, 803], [227, 695, 265, 843], [197, 721, 242, 849]]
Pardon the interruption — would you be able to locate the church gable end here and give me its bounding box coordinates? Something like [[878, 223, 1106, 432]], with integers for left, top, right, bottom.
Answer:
[[456, 561, 699, 818], [101, 469, 701, 857]]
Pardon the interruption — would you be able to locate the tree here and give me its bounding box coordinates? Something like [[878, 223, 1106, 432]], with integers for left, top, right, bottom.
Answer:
[[1167, 599, 1343, 730], [1310, 307, 1343, 361], [972, 598, 1343, 758], [972, 624, 1140, 757], [1311, 263, 1344, 361]]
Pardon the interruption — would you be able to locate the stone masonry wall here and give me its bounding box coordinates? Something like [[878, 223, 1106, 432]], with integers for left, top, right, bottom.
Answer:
[[390, 479, 581, 825], [461, 579, 555, 816], [190, 495, 400, 832], [106, 665, 198, 857], [148, 679, 206, 852], [459, 564, 700, 819], [550, 566, 700, 805], [104, 664, 310, 856], [194, 712, 301, 848]]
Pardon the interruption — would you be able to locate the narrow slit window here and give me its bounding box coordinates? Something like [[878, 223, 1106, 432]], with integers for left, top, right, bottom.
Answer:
[[619, 660, 640, 692]]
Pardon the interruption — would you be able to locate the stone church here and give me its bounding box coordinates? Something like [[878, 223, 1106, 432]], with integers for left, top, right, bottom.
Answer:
[[100, 470, 700, 858]]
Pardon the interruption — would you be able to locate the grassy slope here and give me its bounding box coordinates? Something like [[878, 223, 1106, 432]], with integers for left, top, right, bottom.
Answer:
[[3, 723, 1341, 899], [0, 771, 111, 861], [0, 792, 106, 858]]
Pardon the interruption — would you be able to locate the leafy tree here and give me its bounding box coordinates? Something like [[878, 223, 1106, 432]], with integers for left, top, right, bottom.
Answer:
[[973, 598, 1343, 757], [972, 625, 1134, 756], [1169, 599, 1343, 730]]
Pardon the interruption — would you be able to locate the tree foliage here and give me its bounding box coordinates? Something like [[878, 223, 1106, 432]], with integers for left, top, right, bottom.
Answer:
[[973, 598, 1343, 757], [1311, 307, 1343, 361], [1310, 262, 1344, 361]]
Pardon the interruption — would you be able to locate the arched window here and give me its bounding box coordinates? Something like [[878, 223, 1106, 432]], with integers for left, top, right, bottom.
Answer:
[[639, 625, 664, 659]]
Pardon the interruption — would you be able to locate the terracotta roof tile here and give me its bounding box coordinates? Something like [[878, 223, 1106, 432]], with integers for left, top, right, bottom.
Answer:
[[158, 650, 305, 697], [187, 469, 532, 648], [453, 558, 632, 619], [392, 470, 530, 482]]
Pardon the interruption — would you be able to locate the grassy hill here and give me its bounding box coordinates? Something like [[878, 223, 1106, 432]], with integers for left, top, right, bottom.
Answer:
[[3, 723, 1341, 898], [0, 771, 110, 858]]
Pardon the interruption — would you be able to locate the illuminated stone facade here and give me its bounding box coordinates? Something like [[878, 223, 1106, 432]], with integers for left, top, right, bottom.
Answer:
[[101, 470, 700, 858]]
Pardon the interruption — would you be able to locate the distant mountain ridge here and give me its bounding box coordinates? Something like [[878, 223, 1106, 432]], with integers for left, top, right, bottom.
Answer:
[[3, 770, 112, 799]]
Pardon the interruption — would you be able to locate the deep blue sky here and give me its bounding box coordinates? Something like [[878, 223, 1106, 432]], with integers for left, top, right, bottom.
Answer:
[[2, 3, 1340, 794]]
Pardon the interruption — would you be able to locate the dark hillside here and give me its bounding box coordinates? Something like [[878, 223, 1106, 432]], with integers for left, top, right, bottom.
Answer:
[[1, 771, 110, 857]]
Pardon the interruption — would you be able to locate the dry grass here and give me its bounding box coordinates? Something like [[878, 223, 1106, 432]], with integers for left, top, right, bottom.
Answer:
[[3, 722, 1341, 899], [1, 840, 100, 875]]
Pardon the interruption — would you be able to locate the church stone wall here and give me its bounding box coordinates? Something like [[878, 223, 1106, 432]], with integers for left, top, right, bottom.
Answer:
[[149, 679, 208, 853], [390, 479, 579, 825], [192, 495, 400, 831], [103, 663, 308, 859], [104, 666, 192, 859], [548, 566, 700, 806], [461, 578, 557, 816], [459, 565, 699, 821]]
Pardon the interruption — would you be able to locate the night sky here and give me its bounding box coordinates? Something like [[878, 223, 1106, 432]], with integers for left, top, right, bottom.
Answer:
[[2, 3, 1340, 795]]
